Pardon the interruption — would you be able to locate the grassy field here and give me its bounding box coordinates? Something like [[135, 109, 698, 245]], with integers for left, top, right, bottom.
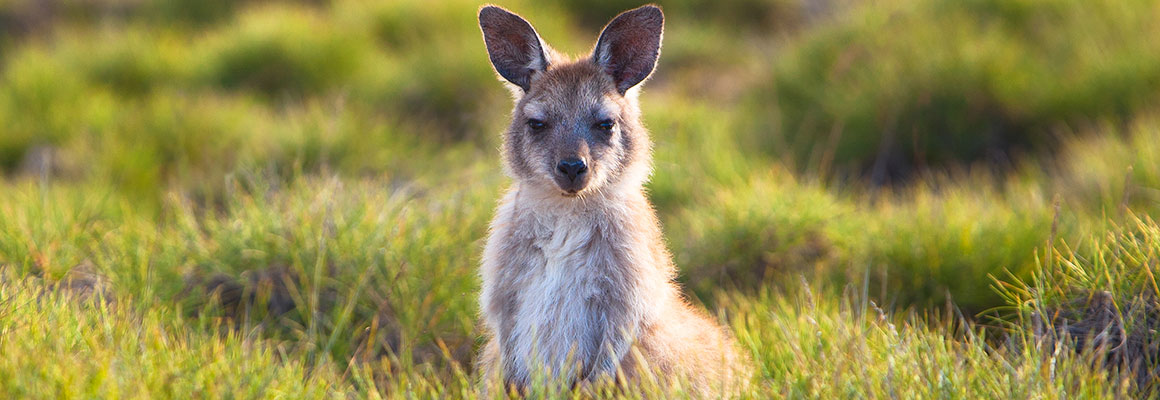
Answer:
[[1, 0, 1160, 397]]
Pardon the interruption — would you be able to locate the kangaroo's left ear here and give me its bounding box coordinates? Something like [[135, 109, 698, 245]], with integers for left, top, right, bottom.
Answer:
[[592, 5, 664, 94]]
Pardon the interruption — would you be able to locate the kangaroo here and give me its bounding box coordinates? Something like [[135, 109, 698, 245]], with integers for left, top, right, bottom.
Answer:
[[476, 4, 747, 396]]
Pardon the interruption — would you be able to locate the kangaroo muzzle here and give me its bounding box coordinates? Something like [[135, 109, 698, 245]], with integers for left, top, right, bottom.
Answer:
[[554, 157, 590, 194]]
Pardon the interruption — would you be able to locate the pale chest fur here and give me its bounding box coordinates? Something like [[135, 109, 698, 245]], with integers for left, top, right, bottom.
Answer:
[[479, 187, 672, 383]]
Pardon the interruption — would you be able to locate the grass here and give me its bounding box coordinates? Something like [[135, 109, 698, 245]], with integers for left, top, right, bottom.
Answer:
[[0, 279, 352, 398], [1, 0, 1160, 397], [724, 284, 1133, 398]]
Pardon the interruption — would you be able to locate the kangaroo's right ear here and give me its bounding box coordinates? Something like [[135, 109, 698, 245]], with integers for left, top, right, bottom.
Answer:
[[593, 5, 663, 94], [479, 6, 550, 91]]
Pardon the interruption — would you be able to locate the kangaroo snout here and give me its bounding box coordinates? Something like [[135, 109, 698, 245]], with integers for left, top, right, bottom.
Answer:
[[554, 158, 589, 194], [556, 158, 588, 181]]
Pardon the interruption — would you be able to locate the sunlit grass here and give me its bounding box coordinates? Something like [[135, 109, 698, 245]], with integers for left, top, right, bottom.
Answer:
[[2, 0, 1160, 397]]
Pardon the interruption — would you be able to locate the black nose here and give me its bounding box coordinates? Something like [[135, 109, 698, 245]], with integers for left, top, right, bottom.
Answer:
[[556, 158, 588, 181]]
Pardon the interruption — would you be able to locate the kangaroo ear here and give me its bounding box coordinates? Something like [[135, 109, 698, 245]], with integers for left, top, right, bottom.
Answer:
[[479, 6, 551, 91], [592, 5, 664, 94]]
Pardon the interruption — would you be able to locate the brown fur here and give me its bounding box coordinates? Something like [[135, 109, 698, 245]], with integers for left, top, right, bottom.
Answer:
[[476, 5, 749, 397]]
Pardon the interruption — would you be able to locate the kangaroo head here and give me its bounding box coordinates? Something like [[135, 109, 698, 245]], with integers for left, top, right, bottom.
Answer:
[[479, 5, 663, 198]]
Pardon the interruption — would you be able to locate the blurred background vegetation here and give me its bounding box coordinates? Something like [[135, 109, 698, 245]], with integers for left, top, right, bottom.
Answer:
[[2, 0, 1160, 397]]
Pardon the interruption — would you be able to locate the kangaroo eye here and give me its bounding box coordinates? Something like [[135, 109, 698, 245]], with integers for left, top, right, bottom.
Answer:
[[595, 119, 615, 132], [527, 119, 547, 131]]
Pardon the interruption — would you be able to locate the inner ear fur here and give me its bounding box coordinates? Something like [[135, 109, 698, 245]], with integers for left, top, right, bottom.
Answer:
[[592, 5, 664, 94]]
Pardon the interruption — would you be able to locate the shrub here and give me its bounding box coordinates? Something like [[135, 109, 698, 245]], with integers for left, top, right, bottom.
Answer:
[[1053, 116, 1160, 217], [73, 28, 191, 96], [669, 175, 843, 298], [754, 0, 1160, 179], [0, 48, 109, 171], [195, 6, 367, 97], [670, 171, 1060, 313], [847, 179, 1057, 312]]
